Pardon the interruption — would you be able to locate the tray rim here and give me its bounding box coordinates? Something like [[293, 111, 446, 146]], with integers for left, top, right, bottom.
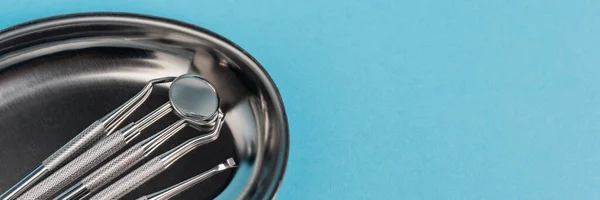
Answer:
[[0, 12, 290, 199]]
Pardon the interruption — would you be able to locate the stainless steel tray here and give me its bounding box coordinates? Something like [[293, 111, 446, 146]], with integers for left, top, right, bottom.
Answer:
[[0, 13, 288, 200]]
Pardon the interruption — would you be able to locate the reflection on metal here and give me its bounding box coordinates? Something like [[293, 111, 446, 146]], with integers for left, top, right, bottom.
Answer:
[[138, 158, 237, 200], [0, 13, 288, 199], [55, 75, 222, 200], [0, 77, 175, 200]]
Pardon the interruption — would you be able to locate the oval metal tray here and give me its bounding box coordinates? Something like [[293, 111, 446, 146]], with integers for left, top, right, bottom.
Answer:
[[0, 13, 288, 200]]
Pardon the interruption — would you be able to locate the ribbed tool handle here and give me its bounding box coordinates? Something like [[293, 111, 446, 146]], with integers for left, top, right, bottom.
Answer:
[[90, 158, 165, 200], [42, 120, 105, 170], [18, 133, 127, 200], [82, 143, 146, 192]]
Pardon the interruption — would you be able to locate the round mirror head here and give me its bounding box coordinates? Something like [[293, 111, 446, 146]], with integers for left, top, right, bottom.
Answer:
[[169, 74, 219, 124]]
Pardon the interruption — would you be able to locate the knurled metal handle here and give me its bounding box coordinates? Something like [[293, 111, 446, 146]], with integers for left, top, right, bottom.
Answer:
[[42, 120, 105, 170], [0, 121, 106, 200], [82, 143, 146, 192], [89, 157, 165, 200], [18, 133, 127, 200]]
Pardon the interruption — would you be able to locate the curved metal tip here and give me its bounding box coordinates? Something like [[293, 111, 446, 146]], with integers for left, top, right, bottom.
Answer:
[[158, 111, 225, 167], [140, 157, 237, 200], [148, 76, 177, 84], [217, 158, 237, 171], [225, 158, 237, 168], [101, 76, 176, 134]]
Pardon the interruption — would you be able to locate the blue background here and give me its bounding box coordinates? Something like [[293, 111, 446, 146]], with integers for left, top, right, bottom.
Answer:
[[1, 0, 599, 199]]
